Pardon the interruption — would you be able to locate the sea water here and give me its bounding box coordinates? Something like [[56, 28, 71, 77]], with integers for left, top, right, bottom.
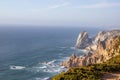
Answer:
[[0, 26, 104, 80]]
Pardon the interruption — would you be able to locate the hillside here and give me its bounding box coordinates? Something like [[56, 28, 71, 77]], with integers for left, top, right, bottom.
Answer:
[[51, 54, 120, 80], [60, 30, 120, 68], [51, 31, 120, 80]]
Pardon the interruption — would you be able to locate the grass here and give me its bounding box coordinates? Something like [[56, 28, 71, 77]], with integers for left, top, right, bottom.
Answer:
[[51, 55, 120, 80]]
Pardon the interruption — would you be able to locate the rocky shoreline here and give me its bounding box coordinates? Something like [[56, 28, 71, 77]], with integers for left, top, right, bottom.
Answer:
[[60, 30, 120, 68], [51, 29, 120, 80]]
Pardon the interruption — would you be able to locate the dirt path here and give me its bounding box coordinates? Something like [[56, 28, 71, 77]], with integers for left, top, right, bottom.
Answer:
[[101, 72, 120, 80]]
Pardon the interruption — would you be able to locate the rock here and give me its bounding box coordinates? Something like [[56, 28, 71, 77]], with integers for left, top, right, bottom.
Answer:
[[60, 51, 92, 68], [75, 31, 92, 49], [70, 54, 76, 59], [92, 30, 120, 51], [75, 30, 120, 51], [61, 30, 120, 68], [60, 54, 77, 68], [94, 30, 120, 43], [85, 44, 98, 51]]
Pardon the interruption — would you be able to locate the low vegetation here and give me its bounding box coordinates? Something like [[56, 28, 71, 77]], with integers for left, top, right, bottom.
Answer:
[[51, 55, 120, 80], [51, 36, 120, 80]]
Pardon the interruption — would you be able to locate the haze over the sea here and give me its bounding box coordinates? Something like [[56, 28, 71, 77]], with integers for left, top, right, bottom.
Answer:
[[0, 0, 120, 28]]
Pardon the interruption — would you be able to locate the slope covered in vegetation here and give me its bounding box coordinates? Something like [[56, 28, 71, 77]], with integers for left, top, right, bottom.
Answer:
[[51, 55, 120, 80], [51, 36, 120, 80]]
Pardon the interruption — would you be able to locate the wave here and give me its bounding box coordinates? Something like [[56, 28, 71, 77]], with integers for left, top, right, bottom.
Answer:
[[39, 66, 47, 69], [10, 65, 26, 70], [79, 49, 87, 53], [43, 69, 53, 73], [47, 60, 56, 65], [32, 59, 66, 74], [36, 77, 49, 80], [43, 67, 65, 73], [70, 47, 75, 50], [40, 60, 56, 66], [32, 66, 47, 69]]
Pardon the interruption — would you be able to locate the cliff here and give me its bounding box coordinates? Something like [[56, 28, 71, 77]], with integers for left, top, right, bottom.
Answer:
[[51, 29, 120, 80], [51, 55, 120, 80], [75, 30, 120, 51], [60, 30, 120, 68], [75, 31, 92, 49]]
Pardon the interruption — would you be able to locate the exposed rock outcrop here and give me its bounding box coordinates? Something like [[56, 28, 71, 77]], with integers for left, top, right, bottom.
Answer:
[[94, 30, 120, 44], [75, 31, 92, 49], [60, 51, 93, 67], [61, 30, 120, 68], [75, 30, 120, 51]]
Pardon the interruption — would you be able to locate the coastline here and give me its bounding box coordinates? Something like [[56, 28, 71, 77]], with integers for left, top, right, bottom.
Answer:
[[51, 30, 120, 80]]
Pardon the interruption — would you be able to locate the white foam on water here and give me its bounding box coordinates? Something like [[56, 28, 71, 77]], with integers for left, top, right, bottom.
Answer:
[[32, 66, 47, 69], [39, 66, 47, 69], [40, 60, 56, 66], [43, 67, 65, 73], [43, 69, 53, 73], [10, 65, 26, 70], [36, 77, 49, 80], [32, 59, 66, 74], [70, 47, 75, 50], [75, 49, 87, 53], [80, 49, 87, 53], [47, 60, 56, 65]]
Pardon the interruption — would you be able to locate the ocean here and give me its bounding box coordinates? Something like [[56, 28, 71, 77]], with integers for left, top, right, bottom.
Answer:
[[0, 26, 104, 80]]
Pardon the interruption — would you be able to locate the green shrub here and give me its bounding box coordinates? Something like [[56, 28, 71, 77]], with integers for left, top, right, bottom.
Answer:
[[51, 55, 120, 80]]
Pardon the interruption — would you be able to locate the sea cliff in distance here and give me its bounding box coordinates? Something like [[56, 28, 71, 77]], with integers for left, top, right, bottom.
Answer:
[[51, 29, 120, 80]]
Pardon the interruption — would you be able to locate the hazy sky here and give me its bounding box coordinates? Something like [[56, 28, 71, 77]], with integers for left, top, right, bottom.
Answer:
[[0, 0, 120, 27]]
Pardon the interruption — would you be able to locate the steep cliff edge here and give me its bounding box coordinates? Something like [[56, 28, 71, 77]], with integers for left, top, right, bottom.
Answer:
[[75, 31, 92, 49], [75, 30, 120, 51], [51, 30, 120, 80], [60, 30, 120, 68], [51, 55, 120, 80]]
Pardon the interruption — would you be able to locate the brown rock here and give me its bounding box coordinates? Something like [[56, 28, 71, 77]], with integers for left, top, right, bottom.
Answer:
[[61, 30, 120, 68]]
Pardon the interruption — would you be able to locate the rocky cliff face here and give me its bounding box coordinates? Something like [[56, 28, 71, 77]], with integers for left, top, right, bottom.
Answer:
[[75, 31, 92, 49], [60, 30, 120, 68], [94, 30, 120, 44], [60, 51, 92, 67], [75, 30, 120, 51]]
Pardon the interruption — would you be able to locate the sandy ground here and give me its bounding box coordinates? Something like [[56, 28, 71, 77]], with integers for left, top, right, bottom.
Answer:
[[101, 72, 120, 80]]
